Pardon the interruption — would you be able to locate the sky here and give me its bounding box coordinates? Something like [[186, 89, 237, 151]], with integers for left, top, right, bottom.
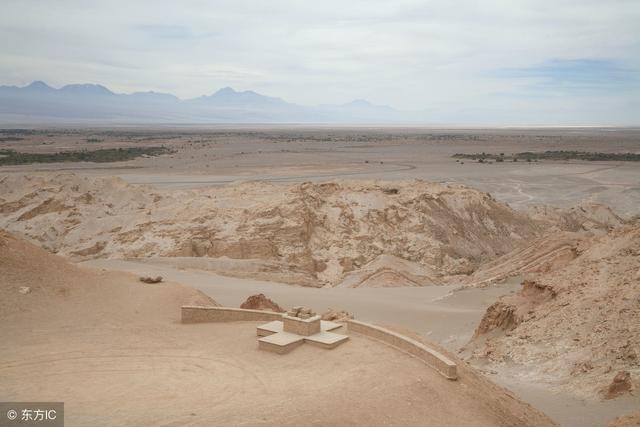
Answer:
[[1, 0, 639, 125]]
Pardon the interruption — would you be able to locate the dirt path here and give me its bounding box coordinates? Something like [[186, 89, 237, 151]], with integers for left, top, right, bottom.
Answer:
[[82, 258, 510, 350]]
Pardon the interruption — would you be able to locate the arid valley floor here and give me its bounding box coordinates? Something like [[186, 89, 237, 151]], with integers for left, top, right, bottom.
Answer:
[[1, 127, 639, 426]]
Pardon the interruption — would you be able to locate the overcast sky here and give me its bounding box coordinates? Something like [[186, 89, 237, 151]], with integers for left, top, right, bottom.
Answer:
[[1, 0, 639, 124]]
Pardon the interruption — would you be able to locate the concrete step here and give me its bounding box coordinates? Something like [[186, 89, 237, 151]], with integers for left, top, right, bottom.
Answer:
[[257, 319, 344, 337], [257, 320, 282, 337], [258, 332, 305, 354], [305, 331, 350, 349]]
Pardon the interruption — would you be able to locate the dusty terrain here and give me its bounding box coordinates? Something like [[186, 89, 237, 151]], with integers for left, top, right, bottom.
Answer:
[[0, 230, 554, 426], [2, 127, 639, 216], [2, 126, 640, 426], [463, 202, 625, 286], [0, 173, 543, 287], [466, 222, 640, 398], [606, 412, 640, 427]]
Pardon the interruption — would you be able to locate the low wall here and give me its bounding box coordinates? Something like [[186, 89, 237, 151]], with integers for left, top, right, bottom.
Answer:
[[181, 306, 283, 323], [181, 307, 457, 380], [347, 319, 457, 380]]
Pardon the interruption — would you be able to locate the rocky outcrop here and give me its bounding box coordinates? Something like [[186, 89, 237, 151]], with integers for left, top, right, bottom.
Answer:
[[463, 232, 583, 287], [466, 223, 640, 398], [240, 294, 285, 313], [321, 309, 353, 322], [605, 411, 640, 427], [474, 280, 555, 337], [528, 202, 624, 232], [603, 371, 634, 400], [465, 203, 627, 287], [474, 301, 520, 336], [139, 276, 163, 284], [0, 174, 545, 287]]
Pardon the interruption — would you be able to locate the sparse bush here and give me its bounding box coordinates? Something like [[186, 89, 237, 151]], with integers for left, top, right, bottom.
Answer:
[[453, 151, 640, 162], [0, 147, 172, 166]]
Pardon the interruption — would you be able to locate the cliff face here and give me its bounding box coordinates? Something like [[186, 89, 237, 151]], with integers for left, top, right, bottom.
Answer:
[[0, 173, 543, 287], [467, 223, 640, 398], [462, 203, 625, 287]]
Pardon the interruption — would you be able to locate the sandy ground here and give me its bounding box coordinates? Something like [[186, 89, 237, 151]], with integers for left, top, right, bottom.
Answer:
[[2, 127, 639, 217], [81, 258, 638, 427], [5, 319, 552, 426], [4, 322, 552, 426], [1, 231, 554, 426], [3, 127, 640, 426], [82, 258, 518, 351]]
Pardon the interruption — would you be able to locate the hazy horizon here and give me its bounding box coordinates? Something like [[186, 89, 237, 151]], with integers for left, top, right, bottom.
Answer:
[[2, 1, 639, 125]]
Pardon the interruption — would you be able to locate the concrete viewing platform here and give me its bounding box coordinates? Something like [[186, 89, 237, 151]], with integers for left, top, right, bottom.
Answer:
[[257, 319, 343, 337], [257, 306, 349, 354], [181, 305, 457, 379]]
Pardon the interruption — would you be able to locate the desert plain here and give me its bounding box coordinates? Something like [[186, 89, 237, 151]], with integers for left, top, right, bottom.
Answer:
[[1, 126, 639, 426]]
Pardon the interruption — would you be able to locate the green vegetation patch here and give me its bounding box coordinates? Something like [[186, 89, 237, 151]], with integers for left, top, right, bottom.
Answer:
[[0, 146, 171, 166], [452, 150, 640, 162]]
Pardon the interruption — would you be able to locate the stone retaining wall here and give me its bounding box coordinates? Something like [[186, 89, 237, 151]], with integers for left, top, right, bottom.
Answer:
[[347, 319, 458, 380], [181, 306, 457, 380], [181, 306, 283, 323]]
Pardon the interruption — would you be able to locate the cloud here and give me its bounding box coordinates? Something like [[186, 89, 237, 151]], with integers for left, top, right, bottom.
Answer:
[[135, 25, 217, 40], [492, 59, 639, 95], [0, 0, 639, 124]]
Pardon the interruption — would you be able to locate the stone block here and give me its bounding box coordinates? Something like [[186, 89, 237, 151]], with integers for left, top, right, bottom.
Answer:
[[283, 314, 321, 336]]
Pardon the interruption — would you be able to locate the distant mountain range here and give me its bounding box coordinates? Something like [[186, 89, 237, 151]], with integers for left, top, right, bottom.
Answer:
[[0, 81, 420, 124]]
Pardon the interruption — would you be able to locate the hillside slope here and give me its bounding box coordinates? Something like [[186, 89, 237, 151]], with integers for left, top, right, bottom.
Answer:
[[0, 173, 544, 287], [466, 222, 640, 398], [0, 229, 216, 322], [461, 203, 625, 287], [1, 230, 555, 426]]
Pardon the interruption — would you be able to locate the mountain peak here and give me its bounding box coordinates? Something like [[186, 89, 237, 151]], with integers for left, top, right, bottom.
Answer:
[[0, 79, 409, 123], [213, 86, 239, 96], [194, 86, 288, 108], [25, 81, 54, 91], [60, 83, 114, 96], [344, 99, 374, 107]]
